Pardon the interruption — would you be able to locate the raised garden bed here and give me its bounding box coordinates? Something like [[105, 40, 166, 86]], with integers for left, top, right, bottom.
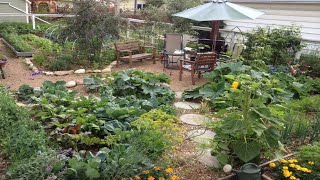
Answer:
[[1, 38, 33, 57]]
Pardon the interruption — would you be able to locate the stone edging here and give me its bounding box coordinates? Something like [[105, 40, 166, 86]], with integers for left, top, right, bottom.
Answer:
[[24, 58, 116, 76]]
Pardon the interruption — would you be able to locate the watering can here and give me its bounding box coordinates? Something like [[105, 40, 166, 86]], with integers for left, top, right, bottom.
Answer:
[[234, 163, 262, 180]]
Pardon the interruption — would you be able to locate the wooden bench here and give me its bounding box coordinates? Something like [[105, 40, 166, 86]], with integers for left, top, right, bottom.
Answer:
[[114, 40, 156, 68]]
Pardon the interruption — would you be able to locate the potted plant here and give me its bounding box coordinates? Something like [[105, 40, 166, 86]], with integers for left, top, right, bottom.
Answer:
[[0, 54, 8, 79]]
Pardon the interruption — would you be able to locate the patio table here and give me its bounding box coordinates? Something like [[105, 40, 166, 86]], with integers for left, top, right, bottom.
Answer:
[[163, 51, 185, 70]]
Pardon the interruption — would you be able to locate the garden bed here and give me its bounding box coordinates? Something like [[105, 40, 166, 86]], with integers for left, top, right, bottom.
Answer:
[[1, 38, 33, 57]]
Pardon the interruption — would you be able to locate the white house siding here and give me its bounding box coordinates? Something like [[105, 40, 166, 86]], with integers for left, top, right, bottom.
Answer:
[[0, 0, 29, 22], [223, 0, 320, 53]]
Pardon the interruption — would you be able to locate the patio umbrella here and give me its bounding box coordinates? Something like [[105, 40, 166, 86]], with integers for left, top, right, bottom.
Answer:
[[172, 0, 264, 51]]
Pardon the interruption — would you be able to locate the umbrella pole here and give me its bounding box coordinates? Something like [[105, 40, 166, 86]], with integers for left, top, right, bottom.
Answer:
[[211, 21, 220, 52]]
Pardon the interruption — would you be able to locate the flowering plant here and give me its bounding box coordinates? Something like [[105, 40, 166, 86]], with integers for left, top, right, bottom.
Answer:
[[269, 158, 319, 180], [128, 167, 179, 180]]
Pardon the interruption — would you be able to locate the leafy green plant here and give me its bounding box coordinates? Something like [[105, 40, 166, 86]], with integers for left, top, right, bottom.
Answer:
[[104, 69, 175, 106], [0, 22, 50, 34], [297, 142, 320, 165], [58, 146, 153, 180], [2, 33, 33, 52]]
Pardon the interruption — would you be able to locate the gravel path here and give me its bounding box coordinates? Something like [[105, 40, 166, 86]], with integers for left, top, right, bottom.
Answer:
[[0, 41, 87, 90]]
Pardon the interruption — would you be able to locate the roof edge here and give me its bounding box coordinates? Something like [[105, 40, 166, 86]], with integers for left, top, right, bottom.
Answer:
[[228, 0, 320, 4]]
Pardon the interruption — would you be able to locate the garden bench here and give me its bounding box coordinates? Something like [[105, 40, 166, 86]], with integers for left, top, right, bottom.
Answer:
[[114, 41, 156, 68]]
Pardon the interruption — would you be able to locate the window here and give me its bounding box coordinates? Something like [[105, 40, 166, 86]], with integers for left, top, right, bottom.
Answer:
[[137, 4, 145, 9]]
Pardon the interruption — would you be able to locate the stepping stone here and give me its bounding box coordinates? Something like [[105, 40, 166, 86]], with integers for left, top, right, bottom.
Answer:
[[180, 114, 211, 126], [175, 91, 183, 99], [174, 101, 200, 110], [197, 149, 219, 168], [187, 129, 216, 144]]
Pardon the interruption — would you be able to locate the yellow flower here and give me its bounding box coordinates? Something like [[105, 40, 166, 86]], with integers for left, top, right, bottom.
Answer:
[[165, 167, 173, 174], [288, 160, 294, 164], [292, 159, 298, 163], [154, 166, 161, 171], [282, 166, 288, 170], [308, 161, 315, 165], [231, 81, 239, 89], [295, 165, 301, 170], [280, 159, 288, 164], [269, 162, 276, 168], [158, 178, 165, 180], [283, 170, 292, 177], [171, 175, 179, 180], [301, 168, 309, 172], [148, 176, 155, 180], [143, 170, 150, 174], [289, 164, 295, 168], [135, 176, 141, 180], [290, 176, 296, 180]]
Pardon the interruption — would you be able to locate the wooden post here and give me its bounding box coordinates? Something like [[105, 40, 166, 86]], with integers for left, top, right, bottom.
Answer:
[[211, 21, 220, 52], [126, 20, 130, 39]]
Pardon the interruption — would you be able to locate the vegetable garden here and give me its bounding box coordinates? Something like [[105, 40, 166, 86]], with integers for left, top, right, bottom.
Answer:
[[0, 0, 320, 179]]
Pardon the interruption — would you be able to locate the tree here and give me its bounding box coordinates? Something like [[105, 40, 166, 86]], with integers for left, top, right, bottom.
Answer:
[[62, 0, 120, 64]]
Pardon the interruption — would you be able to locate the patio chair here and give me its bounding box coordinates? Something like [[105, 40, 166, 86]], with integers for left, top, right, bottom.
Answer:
[[179, 52, 217, 85], [162, 33, 184, 68]]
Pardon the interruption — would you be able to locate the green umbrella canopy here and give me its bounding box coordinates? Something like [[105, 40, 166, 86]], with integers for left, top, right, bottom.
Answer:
[[172, 0, 264, 21]]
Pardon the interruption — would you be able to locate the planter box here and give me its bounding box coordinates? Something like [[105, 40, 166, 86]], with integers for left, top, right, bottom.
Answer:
[[1, 38, 33, 57]]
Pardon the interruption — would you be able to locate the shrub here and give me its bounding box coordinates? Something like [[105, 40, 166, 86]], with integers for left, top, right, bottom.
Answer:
[[32, 52, 49, 67], [243, 25, 303, 65], [286, 95, 320, 113], [48, 54, 72, 71], [299, 52, 320, 77], [0, 94, 47, 161]]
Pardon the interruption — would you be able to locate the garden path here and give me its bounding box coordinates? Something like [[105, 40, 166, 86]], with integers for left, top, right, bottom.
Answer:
[[172, 98, 223, 179], [0, 41, 87, 91]]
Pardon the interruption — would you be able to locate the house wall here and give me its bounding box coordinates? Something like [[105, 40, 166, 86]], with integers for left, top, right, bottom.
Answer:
[[0, 0, 29, 23], [224, 0, 320, 52]]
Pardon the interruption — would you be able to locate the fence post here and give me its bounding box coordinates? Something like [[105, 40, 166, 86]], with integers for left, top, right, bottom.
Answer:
[[126, 19, 130, 39], [32, 14, 36, 30], [151, 22, 155, 45]]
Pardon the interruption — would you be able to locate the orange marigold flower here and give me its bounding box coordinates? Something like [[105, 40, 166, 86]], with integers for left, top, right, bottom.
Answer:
[[165, 167, 173, 174], [148, 176, 155, 180], [158, 178, 165, 180], [143, 170, 150, 174], [154, 166, 161, 171], [171, 175, 179, 180], [135, 176, 141, 180]]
